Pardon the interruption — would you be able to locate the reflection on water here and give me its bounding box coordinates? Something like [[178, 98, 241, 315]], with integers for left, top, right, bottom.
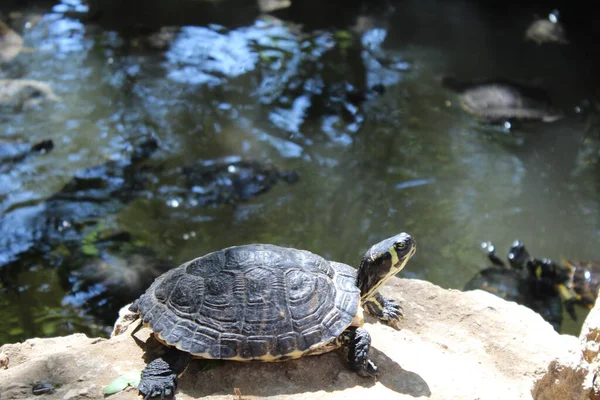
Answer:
[[0, 0, 598, 343]]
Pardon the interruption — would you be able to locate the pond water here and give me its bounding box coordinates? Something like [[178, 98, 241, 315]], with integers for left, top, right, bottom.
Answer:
[[0, 0, 598, 343]]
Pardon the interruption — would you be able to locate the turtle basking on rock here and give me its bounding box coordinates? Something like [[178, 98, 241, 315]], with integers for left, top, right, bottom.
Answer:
[[125, 233, 416, 399], [441, 75, 563, 124]]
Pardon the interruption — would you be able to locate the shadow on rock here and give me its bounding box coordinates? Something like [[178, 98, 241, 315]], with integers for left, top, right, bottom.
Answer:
[[370, 346, 431, 397], [166, 341, 430, 398]]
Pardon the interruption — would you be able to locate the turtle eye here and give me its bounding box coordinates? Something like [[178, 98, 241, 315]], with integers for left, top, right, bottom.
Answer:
[[394, 242, 406, 251]]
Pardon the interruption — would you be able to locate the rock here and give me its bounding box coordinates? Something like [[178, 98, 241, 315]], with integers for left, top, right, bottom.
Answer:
[[0, 79, 60, 110], [0, 20, 23, 63], [0, 278, 580, 399], [0, 351, 8, 369], [533, 288, 600, 399]]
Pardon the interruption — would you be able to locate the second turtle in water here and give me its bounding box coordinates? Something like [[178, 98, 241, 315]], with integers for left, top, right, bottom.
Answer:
[[464, 241, 571, 331], [441, 76, 563, 124], [127, 233, 416, 399]]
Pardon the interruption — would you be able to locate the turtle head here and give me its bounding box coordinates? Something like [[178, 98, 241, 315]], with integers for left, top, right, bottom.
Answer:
[[356, 232, 416, 302], [508, 240, 530, 270]]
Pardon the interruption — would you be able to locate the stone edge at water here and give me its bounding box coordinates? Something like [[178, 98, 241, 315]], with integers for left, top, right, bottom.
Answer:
[[0, 278, 585, 400]]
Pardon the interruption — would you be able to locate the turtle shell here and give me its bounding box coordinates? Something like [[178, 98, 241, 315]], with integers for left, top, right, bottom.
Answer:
[[132, 244, 360, 360], [459, 84, 562, 123], [442, 76, 563, 123]]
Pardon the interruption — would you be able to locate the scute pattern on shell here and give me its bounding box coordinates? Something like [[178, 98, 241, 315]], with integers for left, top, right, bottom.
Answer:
[[134, 244, 360, 360]]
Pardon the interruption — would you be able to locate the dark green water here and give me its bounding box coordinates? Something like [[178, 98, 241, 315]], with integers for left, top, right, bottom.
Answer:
[[0, 0, 598, 342]]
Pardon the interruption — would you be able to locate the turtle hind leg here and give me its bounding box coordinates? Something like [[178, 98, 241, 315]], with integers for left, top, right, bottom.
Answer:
[[139, 347, 191, 399], [364, 292, 403, 328], [337, 326, 378, 377]]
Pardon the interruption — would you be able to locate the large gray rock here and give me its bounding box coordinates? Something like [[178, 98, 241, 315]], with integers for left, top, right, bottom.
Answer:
[[0, 278, 579, 400]]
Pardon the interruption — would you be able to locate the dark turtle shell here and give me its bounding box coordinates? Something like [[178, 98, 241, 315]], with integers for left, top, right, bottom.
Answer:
[[464, 267, 526, 303], [131, 244, 360, 360], [441, 76, 563, 123]]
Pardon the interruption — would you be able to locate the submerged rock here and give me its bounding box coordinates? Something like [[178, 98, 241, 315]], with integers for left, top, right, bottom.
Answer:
[[0, 138, 157, 267], [0, 138, 53, 170], [0, 20, 23, 63], [179, 156, 299, 205], [60, 241, 174, 327], [0, 80, 60, 110], [0, 278, 579, 399]]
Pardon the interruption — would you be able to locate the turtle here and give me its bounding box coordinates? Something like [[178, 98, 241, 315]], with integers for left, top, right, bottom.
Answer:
[[525, 10, 568, 45], [127, 232, 416, 399], [440, 75, 563, 124], [463, 240, 571, 331], [525, 19, 568, 45], [558, 259, 600, 309], [498, 241, 599, 314]]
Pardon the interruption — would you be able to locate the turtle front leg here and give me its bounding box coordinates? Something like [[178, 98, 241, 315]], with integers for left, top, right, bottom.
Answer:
[[363, 292, 403, 327], [338, 326, 378, 377], [138, 347, 191, 399]]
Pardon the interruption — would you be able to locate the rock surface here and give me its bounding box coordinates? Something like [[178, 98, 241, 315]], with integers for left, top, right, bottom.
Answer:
[[0, 278, 581, 400], [533, 295, 600, 400]]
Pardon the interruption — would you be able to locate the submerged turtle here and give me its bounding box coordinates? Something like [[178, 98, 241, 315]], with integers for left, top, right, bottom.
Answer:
[[128, 233, 416, 399], [441, 75, 563, 123], [464, 240, 571, 331]]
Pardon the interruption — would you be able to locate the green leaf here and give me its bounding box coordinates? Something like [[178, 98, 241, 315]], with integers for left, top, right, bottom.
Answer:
[[81, 243, 99, 256], [334, 30, 353, 40], [103, 371, 141, 395]]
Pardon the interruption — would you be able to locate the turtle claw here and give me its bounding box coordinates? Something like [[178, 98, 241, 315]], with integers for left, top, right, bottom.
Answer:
[[357, 360, 379, 378], [140, 378, 176, 400], [364, 293, 404, 328], [382, 298, 404, 322], [138, 358, 178, 400]]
